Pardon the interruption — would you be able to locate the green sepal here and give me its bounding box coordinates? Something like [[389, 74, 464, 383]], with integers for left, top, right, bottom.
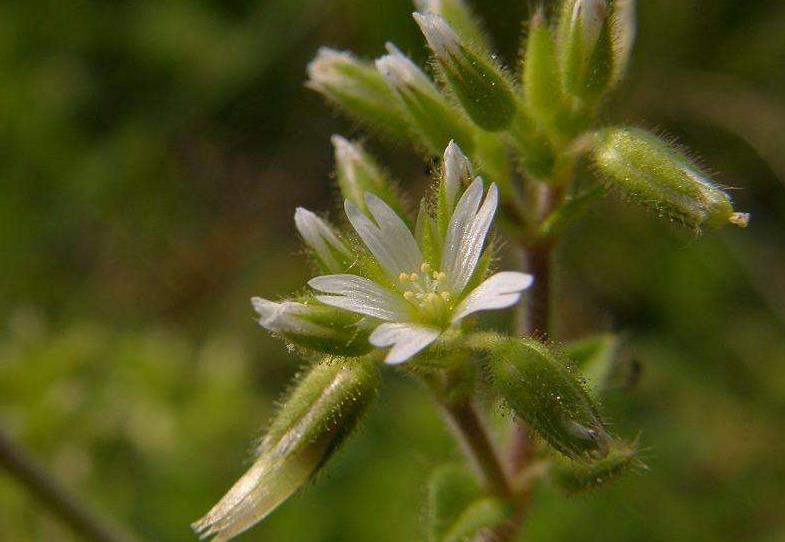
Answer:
[[427, 463, 511, 542], [507, 108, 556, 180], [488, 336, 611, 460], [414, 13, 517, 132], [551, 437, 642, 493], [523, 9, 569, 138], [591, 127, 749, 230], [193, 357, 380, 541]]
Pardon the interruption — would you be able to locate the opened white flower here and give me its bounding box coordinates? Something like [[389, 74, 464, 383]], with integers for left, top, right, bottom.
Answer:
[[309, 151, 532, 364]]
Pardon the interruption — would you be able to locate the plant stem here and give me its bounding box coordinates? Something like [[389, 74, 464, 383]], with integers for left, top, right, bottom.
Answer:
[[439, 397, 514, 501], [0, 427, 142, 542]]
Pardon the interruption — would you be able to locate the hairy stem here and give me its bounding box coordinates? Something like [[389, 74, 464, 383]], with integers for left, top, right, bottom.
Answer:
[[439, 397, 514, 500], [0, 427, 142, 542]]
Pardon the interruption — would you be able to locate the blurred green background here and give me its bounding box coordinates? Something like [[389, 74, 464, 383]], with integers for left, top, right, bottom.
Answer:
[[1, 0, 784, 540]]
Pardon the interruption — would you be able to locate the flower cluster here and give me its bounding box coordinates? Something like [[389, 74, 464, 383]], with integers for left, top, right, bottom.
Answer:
[[255, 142, 532, 365]]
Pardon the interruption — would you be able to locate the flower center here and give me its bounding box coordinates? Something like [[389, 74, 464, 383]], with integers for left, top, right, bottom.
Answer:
[[398, 262, 453, 323]]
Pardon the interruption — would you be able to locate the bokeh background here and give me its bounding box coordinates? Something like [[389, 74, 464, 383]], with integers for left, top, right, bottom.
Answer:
[[1, 0, 784, 540]]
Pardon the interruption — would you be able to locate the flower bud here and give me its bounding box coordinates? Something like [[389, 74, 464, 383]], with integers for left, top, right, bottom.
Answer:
[[413, 0, 489, 50], [294, 207, 353, 274], [557, 0, 613, 103], [488, 337, 610, 460], [252, 297, 372, 356], [193, 357, 380, 542], [552, 438, 641, 493], [306, 48, 410, 141], [439, 140, 474, 220], [413, 12, 517, 132], [331, 135, 408, 221], [591, 127, 749, 230], [375, 43, 475, 155], [523, 9, 569, 135], [609, 0, 637, 85]]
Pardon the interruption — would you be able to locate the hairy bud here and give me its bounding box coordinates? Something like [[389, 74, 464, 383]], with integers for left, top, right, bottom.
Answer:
[[488, 337, 611, 460], [294, 207, 353, 274], [331, 135, 408, 220], [413, 12, 517, 132], [375, 43, 475, 155], [557, 0, 612, 103], [591, 127, 749, 230], [193, 357, 380, 542], [413, 0, 489, 50], [252, 297, 371, 356], [306, 48, 409, 141], [552, 438, 642, 493]]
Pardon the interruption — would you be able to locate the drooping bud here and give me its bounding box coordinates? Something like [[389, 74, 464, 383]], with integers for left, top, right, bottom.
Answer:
[[294, 207, 352, 274], [252, 297, 371, 356], [557, 0, 613, 103], [193, 357, 380, 542], [552, 438, 642, 493], [331, 135, 408, 219], [306, 48, 410, 141], [488, 337, 611, 460], [413, 12, 517, 132], [523, 9, 569, 136], [413, 0, 490, 51], [375, 43, 475, 155], [591, 127, 749, 230]]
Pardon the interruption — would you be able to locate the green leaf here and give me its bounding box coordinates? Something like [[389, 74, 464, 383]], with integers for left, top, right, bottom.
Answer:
[[427, 464, 510, 542]]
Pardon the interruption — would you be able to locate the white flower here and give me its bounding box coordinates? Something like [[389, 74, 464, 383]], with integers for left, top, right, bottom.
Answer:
[[309, 178, 532, 365]]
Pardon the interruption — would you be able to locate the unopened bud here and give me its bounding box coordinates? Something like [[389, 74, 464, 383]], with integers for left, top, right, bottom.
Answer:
[[193, 357, 379, 542], [609, 0, 637, 85], [557, 0, 613, 102], [375, 43, 475, 155], [413, 12, 517, 132], [306, 48, 410, 141], [440, 140, 474, 215], [331, 135, 408, 220], [294, 207, 352, 273], [252, 297, 371, 356], [591, 127, 749, 230], [489, 337, 610, 460], [523, 9, 570, 138], [552, 438, 642, 493], [413, 0, 489, 50]]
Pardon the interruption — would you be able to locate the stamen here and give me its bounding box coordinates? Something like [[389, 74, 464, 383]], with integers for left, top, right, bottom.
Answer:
[[421, 262, 432, 274], [440, 291, 451, 301], [399, 272, 408, 283], [409, 273, 419, 282], [404, 291, 416, 301], [434, 271, 447, 282]]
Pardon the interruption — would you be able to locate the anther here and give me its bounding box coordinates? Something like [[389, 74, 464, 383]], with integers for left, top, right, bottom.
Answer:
[[426, 293, 438, 304], [404, 291, 416, 301], [440, 291, 451, 301], [399, 272, 408, 283], [421, 262, 432, 273], [409, 273, 419, 282]]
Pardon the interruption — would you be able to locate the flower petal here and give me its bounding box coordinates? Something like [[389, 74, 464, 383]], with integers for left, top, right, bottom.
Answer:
[[369, 322, 441, 365], [451, 271, 533, 322], [309, 274, 408, 321], [345, 197, 422, 279], [442, 180, 498, 293], [294, 208, 351, 273]]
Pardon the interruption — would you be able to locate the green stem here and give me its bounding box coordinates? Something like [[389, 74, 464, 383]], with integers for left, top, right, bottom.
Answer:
[[0, 427, 142, 542]]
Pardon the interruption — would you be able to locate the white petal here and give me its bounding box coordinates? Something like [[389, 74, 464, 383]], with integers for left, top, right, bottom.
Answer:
[[369, 322, 441, 365], [443, 180, 499, 293], [309, 275, 408, 321], [294, 208, 351, 273], [443, 141, 473, 210], [345, 198, 422, 279], [452, 272, 533, 322]]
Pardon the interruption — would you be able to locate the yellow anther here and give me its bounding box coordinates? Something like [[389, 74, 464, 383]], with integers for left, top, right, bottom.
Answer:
[[420, 262, 432, 274], [434, 272, 447, 282], [409, 273, 419, 282], [440, 291, 451, 301], [399, 272, 408, 283], [403, 291, 416, 301], [426, 293, 438, 304], [416, 293, 425, 299]]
